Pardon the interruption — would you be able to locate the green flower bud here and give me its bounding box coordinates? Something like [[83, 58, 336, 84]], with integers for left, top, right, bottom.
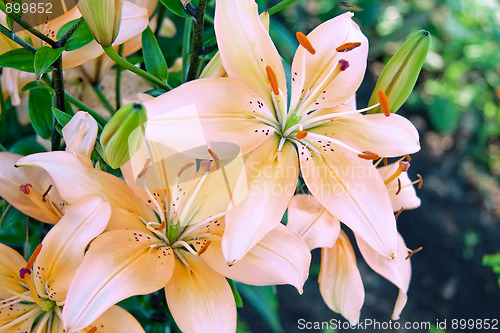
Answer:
[[368, 30, 430, 114], [100, 102, 147, 169], [78, 0, 124, 47]]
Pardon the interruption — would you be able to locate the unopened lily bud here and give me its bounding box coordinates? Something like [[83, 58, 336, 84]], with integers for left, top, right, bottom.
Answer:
[[78, 0, 124, 47], [368, 30, 430, 114], [100, 102, 147, 169]]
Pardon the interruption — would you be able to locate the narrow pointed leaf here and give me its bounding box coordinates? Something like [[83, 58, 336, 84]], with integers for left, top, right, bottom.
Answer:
[[34, 46, 64, 79], [28, 88, 54, 140], [142, 26, 169, 81], [0, 48, 35, 72]]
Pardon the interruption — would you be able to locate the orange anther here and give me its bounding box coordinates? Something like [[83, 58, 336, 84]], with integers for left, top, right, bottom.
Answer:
[[208, 149, 220, 170], [88, 327, 97, 333], [154, 220, 166, 231], [177, 162, 195, 177], [378, 89, 391, 117], [383, 157, 388, 166], [26, 244, 42, 271], [394, 207, 404, 220], [396, 178, 402, 195], [296, 31, 316, 55], [405, 154, 411, 163], [336, 42, 362, 52], [295, 131, 308, 140], [416, 174, 423, 189], [197, 240, 212, 256], [358, 151, 380, 160], [406, 246, 423, 260], [265, 65, 280, 95], [42, 185, 53, 202]]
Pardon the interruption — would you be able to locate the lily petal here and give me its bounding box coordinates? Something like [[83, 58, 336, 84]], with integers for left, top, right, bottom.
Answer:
[[195, 223, 310, 293], [62, 229, 175, 332], [378, 162, 421, 211], [0, 302, 41, 332], [290, 12, 368, 114], [61, 2, 149, 69], [287, 194, 340, 250], [62, 111, 98, 165], [90, 305, 146, 333], [214, 0, 287, 111], [165, 252, 236, 333], [223, 136, 298, 264], [0, 152, 63, 224], [355, 232, 411, 320], [145, 78, 276, 157], [298, 139, 398, 258], [319, 230, 364, 325], [16, 151, 155, 231], [0, 243, 27, 298], [33, 196, 111, 302], [309, 111, 420, 157]]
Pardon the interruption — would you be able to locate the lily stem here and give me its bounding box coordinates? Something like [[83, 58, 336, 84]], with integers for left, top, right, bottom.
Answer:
[[0, 24, 37, 53], [5, 11, 58, 48], [103, 46, 172, 91], [0, 69, 6, 145], [187, 0, 208, 81], [92, 84, 115, 114], [115, 44, 124, 109], [51, 56, 65, 151], [56, 17, 84, 48]]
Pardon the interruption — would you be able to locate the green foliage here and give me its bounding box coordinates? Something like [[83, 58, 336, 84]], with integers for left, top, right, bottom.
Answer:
[[34, 46, 63, 79], [28, 88, 54, 140], [57, 19, 95, 51], [237, 283, 283, 333], [142, 27, 169, 81], [0, 48, 35, 72], [482, 253, 500, 287]]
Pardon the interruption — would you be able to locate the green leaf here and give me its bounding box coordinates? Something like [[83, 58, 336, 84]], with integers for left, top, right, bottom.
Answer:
[[52, 107, 72, 127], [8, 137, 47, 155], [28, 88, 54, 140], [368, 30, 431, 114], [0, 48, 35, 72], [159, 0, 189, 17], [34, 46, 63, 79], [237, 284, 283, 333], [483, 253, 500, 267], [142, 27, 169, 81], [20, 81, 55, 95], [57, 19, 94, 51]]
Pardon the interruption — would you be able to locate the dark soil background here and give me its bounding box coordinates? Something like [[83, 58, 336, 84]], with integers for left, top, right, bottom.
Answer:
[[238, 112, 500, 332]]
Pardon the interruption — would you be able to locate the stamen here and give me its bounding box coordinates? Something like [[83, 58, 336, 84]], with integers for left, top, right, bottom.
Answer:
[[177, 162, 195, 177], [41, 185, 53, 202], [336, 42, 362, 52], [416, 174, 423, 189], [208, 149, 220, 170], [18, 244, 46, 309], [378, 89, 391, 117], [296, 130, 308, 140], [395, 178, 402, 195], [296, 31, 316, 55], [358, 151, 380, 160], [265, 65, 280, 95], [154, 220, 166, 231], [394, 207, 404, 220], [383, 157, 388, 166], [338, 59, 349, 71], [405, 154, 411, 163], [197, 240, 212, 255], [25, 244, 42, 271], [405, 247, 423, 260], [384, 161, 410, 185], [88, 327, 97, 333], [137, 159, 152, 179], [19, 184, 32, 195]]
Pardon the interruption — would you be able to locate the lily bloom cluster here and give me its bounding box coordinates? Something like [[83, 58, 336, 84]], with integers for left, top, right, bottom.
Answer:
[[0, 0, 424, 332]]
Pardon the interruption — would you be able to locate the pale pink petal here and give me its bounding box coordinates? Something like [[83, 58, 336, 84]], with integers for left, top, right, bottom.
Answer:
[[290, 12, 368, 114], [61, 2, 149, 69], [287, 194, 340, 250], [145, 78, 276, 157], [0, 243, 27, 298], [0, 302, 41, 332], [194, 223, 310, 293], [90, 305, 146, 333], [319, 230, 364, 325], [62, 229, 175, 332], [298, 138, 398, 259], [33, 196, 111, 302], [165, 252, 236, 333], [0, 152, 64, 224], [309, 111, 420, 157], [343, 94, 357, 109], [378, 162, 421, 211], [215, 0, 287, 112], [223, 136, 298, 264], [355, 232, 411, 320], [16, 151, 155, 231], [62, 111, 98, 165]]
